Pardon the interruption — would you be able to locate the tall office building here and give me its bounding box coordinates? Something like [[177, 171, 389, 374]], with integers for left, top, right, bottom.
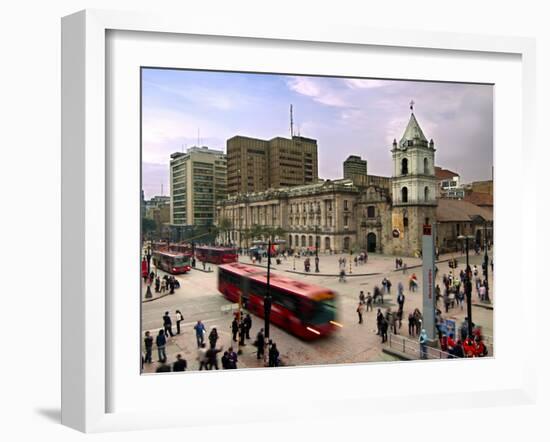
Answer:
[[343, 155, 367, 180], [169, 146, 227, 228], [226, 135, 318, 195]]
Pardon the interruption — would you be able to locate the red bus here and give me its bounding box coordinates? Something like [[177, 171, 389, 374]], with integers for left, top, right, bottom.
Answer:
[[152, 250, 191, 274], [169, 243, 192, 254], [218, 263, 339, 340], [196, 246, 238, 264]]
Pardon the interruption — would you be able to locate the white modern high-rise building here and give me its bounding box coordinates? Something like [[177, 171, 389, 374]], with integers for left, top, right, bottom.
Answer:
[[170, 146, 227, 228]]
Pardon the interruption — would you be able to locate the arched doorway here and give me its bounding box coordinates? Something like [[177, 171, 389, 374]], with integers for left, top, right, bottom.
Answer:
[[343, 236, 350, 251], [367, 232, 377, 253], [324, 236, 331, 251]]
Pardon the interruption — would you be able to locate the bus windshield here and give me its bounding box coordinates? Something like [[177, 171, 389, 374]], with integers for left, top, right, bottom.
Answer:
[[299, 295, 337, 324], [173, 256, 189, 266]]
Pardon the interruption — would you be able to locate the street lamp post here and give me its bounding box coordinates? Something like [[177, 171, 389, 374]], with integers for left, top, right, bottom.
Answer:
[[253, 236, 285, 366], [483, 222, 491, 303], [314, 225, 320, 273], [144, 245, 153, 299], [458, 234, 474, 337]]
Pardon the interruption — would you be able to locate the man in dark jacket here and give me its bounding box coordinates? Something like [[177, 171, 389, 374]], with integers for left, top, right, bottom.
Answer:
[[163, 311, 174, 337], [268, 342, 280, 367], [376, 309, 383, 335], [156, 329, 167, 363], [243, 314, 252, 340], [238, 319, 246, 346], [256, 328, 265, 360], [172, 354, 187, 372], [228, 347, 238, 369], [144, 331, 153, 364], [231, 317, 239, 341], [206, 346, 223, 370]]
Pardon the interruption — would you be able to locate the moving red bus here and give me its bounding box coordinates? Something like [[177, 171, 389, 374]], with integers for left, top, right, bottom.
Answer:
[[196, 246, 238, 264], [169, 243, 193, 254], [218, 263, 339, 340], [152, 250, 191, 274]]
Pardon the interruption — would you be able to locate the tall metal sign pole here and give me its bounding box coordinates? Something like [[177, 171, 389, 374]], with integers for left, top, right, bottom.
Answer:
[[422, 224, 436, 341]]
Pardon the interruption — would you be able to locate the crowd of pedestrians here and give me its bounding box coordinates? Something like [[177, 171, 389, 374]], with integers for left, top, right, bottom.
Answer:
[[142, 306, 284, 373]]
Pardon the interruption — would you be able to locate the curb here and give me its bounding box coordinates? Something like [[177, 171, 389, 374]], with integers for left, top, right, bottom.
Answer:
[[285, 269, 381, 277], [382, 348, 414, 361], [142, 292, 173, 303], [473, 302, 493, 310]]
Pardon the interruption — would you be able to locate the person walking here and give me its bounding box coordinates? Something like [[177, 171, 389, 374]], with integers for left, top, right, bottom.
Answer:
[[339, 268, 346, 283], [255, 328, 265, 360], [376, 308, 383, 335], [231, 317, 239, 342], [408, 313, 416, 336], [194, 320, 206, 347], [156, 329, 167, 363], [419, 329, 429, 359], [268, 342, 280, 367], [206, 345, 223, 370], [228, 347, 238, 369], [244, 314, 252, 340], [154, 276, 160, 293], [143, 331, 153, 364], [208, 327, 219, 349], [380, 317, 388, 343], [366, 292, 373, 312], [359, 290, 365, 304], [163, 311, 174, 337], [238, 319, 246, 346], [357, 302, 365, 324], [160, 278, 166, 293], [175, 310, 184, 335], [397, 292, 405, 312], [197, 343, 208, 370], [172, 354, 187, 372], [221, 351, 231, 369]]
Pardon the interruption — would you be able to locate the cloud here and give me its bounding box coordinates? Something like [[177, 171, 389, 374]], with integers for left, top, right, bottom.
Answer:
[[286, 77, 350, 107], [344, 78, 387, 89]]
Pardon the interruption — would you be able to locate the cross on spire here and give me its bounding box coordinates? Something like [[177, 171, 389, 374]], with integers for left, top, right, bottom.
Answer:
[[409, 100, 415, 112]]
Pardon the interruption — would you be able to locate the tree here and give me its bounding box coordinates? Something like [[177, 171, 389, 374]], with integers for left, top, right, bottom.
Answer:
[[218, 216, 233, 245], [142, 218, 157, 240]]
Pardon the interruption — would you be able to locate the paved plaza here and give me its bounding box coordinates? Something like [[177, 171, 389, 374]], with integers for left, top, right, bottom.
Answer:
[[141, 251, 493, 373]]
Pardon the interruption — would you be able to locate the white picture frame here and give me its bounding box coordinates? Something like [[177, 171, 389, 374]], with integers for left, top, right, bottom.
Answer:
[[61, 9, 537, 433]]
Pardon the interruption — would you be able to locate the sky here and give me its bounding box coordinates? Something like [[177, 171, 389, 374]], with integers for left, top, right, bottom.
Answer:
[[141, 68, 493, 199]]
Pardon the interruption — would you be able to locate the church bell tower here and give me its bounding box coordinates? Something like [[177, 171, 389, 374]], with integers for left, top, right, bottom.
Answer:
[[391, 102, 437, 256]]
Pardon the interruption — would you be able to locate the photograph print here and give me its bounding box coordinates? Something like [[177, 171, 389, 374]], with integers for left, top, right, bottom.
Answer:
[[140, 68, 494, 374]]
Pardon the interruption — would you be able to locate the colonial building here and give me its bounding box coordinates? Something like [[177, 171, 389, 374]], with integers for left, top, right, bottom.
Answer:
[[216, 107, 492, 256], [217, 172, 407, 254]]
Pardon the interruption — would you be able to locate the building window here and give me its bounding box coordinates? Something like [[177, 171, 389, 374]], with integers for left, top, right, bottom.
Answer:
[[425, 217, 430, 225], [308, 236, 313, 247], [301, 235, 306, 247], [324, 237, 331, 250], [344, 216, 348, 226], [424, 186, 429, 202], [401, 158, 408, 175], [404, 216, 409, 228], [367, 206, 375, 218], [344, 200, 348, 210], [424, 157, 429, 174], [401, 187, 408, 203]]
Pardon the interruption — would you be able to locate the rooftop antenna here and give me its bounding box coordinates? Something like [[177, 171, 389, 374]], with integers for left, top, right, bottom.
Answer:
[[290, 104, 294, 138], [161, 183, 164, 196], [410, 100, 415, 112], [197, 128, 201, 147]]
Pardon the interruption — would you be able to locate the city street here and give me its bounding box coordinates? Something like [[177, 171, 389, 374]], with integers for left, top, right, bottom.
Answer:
[[141, 250, 493, 373]]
